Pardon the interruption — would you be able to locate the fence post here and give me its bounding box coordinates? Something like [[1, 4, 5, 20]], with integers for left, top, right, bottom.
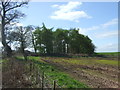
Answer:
[[30, 61, 32, 72], [36, 66, 39, 85], [42, 71, 44, 90], [53, 80, 56, 90], [33, 62, 34, 70]]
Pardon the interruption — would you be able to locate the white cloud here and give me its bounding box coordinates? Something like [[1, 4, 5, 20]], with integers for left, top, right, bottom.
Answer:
[[16, 23, 23, 27], [83, 26, 99, 31], [79, 28, 87, 35], [96, 31, 118, 38], [51, 4, 59, 8], [9, 22, 23, 27], [79, 26, 99, 35], [50, 1, 91, 22], [78, 18, 118, 35], [97, 43, 118, 52], [102, 18, 118, 28]]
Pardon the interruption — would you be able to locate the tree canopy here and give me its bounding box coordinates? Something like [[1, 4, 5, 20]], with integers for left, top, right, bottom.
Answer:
[[33, 24, 96, 55]]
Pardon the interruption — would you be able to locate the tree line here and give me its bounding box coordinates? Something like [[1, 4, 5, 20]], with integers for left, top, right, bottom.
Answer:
[[33, 23, 95, 55], [7, 23, 95, 56]]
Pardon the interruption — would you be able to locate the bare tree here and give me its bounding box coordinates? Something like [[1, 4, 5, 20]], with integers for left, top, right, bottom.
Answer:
[[13, 26, 32, 60], [0, 0, 28, 57]]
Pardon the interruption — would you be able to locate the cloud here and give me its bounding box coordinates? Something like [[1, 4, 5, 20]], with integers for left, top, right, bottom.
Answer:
[[79, 26, 99, 35], [50, 2, 91, 22], [97, 43, 118, 52], [9, 22, 23, 27], [51, 4, 59, 8], [96, 31, 118, 38], [16, 23, 23, 27], [78, 18, 118, 35], [102, 18, 118, 28]]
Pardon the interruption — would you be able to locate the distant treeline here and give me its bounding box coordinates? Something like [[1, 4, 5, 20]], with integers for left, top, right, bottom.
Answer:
[[32, 23, 95, 55]]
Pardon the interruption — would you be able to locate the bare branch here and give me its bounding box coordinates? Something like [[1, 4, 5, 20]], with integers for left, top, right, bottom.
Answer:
[[5, 14, 17, 24], [5, 2, 28, 12], [5, 10, 25, 25], [4, 0, 11, 7]]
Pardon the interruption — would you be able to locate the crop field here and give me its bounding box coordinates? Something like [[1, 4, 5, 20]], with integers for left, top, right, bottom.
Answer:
[[96, 52, 119, 58], [39, 56, 119, 88], [2, 54, 119, 88], [2, 56, 88, 88]]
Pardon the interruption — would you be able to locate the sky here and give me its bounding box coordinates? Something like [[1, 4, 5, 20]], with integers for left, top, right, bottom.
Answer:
[[1, 1, 118, 52]]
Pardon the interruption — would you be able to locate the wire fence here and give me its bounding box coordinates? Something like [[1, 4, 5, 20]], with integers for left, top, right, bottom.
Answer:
[[27, 60, 63, 89]]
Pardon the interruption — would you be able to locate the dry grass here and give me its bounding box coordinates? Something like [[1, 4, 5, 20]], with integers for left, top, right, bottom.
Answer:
[[2, 58, 32, 88]]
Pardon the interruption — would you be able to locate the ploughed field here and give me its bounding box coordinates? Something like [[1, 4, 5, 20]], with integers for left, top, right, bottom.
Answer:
[[40, 56, 119, 88], [2, 55, 119, 88]]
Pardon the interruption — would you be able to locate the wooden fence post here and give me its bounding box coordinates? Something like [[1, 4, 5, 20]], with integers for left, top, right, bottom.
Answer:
[[36, 66, 39, 85], [33, 62, 34, 70], [42, 71, 44, 90], [30, 62, 31, 72], [53, 80, 56, 90]]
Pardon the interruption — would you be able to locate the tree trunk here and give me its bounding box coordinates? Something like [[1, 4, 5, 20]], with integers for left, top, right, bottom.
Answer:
[[1, 27, 12, 57], [1, 7, 12, 57], [32, 34, 37, 54], [21, 40, 27, 61]]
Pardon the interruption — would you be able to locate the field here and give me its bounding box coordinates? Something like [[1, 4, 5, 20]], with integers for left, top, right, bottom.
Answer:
[[40, 56, 119, 88], [2, 53, 119, 88], [96, 52, 119, 58]]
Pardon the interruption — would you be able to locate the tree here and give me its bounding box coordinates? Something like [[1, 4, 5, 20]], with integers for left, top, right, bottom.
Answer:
[[8, 26, 32, 60], [53, 29, 69, 54], [69, 28, 80, 54], [0, 0, 28, 56], [32, 32, 37, 53], [41, 23, 53, 54], [33, 26, 44, 53], [82, 36, 95, 55], [33, 24, 96, 55], [69, 28, 95, 54]]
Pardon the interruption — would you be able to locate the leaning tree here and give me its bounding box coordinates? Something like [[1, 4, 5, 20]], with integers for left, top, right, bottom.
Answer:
[[0, 0, 28, 56]]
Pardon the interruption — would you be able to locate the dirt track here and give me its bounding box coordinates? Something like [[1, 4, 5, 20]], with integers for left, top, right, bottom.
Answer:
[[42, 58, 119, 88]]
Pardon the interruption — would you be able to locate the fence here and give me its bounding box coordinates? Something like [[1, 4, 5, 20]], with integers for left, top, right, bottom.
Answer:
[[27, 60, 62, 89]]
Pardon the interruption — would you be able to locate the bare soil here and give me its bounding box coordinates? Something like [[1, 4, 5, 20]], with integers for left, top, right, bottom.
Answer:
[[41, 57, 119, 88]]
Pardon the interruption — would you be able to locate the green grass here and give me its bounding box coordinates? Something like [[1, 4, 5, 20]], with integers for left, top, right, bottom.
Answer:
[[44, 68, 88, 88], [61, 57, 118, 66], [95, 60, 118, 65], [46, 57, 95, 65], [16, 56, 24, 60], [97, 52, 120, 56], [60, 59, 92, 65], [16, 56, 88, 88], [47, 57, 118, 66], [0, 59, 4, 63], [28, 56, 40, 60], [0, 59, 8, 63]]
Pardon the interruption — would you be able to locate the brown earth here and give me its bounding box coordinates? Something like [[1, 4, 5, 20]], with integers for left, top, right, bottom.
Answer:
[[41, 57, 119, 88]]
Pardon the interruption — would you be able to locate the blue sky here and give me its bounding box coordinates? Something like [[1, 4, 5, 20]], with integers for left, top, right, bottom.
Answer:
[[18, 2, 118, 52]]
